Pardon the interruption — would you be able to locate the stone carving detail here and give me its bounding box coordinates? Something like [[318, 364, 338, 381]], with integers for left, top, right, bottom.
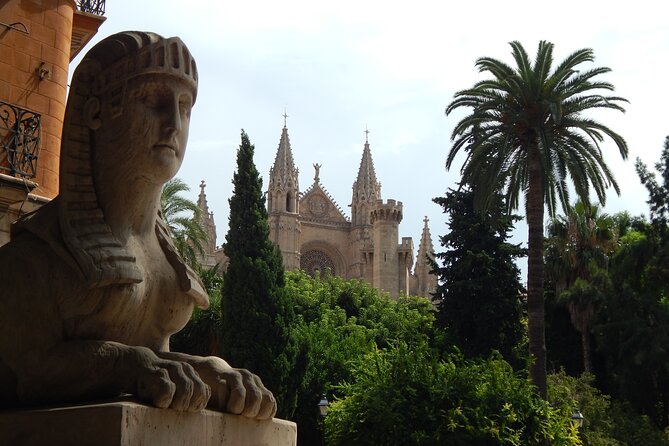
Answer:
[[308, 195, 328, 217], [0, 31, 275, 419], [301, 249, 335, 276]]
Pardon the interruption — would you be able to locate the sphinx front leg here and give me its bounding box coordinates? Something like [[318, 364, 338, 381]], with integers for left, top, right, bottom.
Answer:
[[16, 340, 210, 412], [157, 351, 277, 419]]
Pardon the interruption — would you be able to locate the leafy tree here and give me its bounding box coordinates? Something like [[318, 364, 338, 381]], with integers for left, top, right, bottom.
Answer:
[[600, 235, 669, 429], [445, 41, 628, 396], [283, 270, 435, 446], [545, 201, 618, 373], [220, 130, 301, 418], [160, 177, 207, 270], [325, 342, 579, 445], [594, 194, 669, 428], [636, 136, 669, 231], [432, 186, 526, 365], [546, 201, 617, 292]]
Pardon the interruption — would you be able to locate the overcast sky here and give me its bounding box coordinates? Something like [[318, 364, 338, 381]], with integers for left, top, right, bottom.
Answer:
[[74, 1, 669, 277]]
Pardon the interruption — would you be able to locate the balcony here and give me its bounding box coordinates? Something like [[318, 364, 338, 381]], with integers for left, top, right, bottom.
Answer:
[[77, 0, 106, 15], [71, 0, 107, 61], [0, 100, 40, 179]]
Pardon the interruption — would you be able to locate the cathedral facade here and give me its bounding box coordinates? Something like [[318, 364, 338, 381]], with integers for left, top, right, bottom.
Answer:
[[264, 124, 436, 299], [192, 123, 438, 299]]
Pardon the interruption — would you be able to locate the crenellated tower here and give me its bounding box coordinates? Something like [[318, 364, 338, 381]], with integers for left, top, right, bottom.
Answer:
[[413, 216, 437, 299], [370, 199, 403, 298], [267, 116, 301, 269]]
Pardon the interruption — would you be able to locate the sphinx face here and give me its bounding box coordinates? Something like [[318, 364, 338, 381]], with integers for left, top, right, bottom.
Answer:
[[93, 75, 195, 187]]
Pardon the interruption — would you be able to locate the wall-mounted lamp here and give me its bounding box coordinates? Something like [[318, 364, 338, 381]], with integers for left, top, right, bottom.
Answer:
[[37, 62, 50, 81]]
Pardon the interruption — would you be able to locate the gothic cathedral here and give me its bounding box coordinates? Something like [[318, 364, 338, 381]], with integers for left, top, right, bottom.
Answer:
[[196, 123, 436, 299], [265, 123, 436, 299]]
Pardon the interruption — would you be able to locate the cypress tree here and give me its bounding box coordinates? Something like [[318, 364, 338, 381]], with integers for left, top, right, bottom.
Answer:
[[221, 130, 298, 418], [432, 186, 526, 365]]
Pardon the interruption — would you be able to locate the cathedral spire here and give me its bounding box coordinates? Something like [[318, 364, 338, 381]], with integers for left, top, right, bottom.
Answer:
[[416, 216, 435, 263], [271, 126, 297, 180], [351, 131, 381, 226], [268, 118, 299, 214], [197, 180, 210, 215], [414, 216, 437, 299], [196, 180, 217, 256]]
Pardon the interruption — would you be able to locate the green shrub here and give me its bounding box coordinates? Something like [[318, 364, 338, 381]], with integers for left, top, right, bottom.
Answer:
[[325, 342, 578, 445], [548, 371, 669, 445]]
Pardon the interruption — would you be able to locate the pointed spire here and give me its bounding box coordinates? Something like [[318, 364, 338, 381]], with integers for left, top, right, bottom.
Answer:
[[197, 180, 210, 215], [417, 216, 435, 263], [351, 130, 381, 226], [270, 125, 298, 186], [414, 216, 437, 298], [268, 118, 300, 214], [353, 131, 381, 202], [196, 180, 217, 255]]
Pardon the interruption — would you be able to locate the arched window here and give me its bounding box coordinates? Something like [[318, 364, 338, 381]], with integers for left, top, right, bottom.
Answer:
[[286, 192, 293, 212], [300, 249, 336, 277]]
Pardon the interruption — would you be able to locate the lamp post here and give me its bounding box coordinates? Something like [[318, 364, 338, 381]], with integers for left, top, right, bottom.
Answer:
[[318, 394, 329, 417], [318, 394, 329, 446], [571, 409, 585, 428]]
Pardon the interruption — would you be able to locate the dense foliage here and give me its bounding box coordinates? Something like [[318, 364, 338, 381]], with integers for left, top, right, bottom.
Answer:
[[545, 201, 618, 373], [283, 271, 435, 445], [549, 371, 668, 445], [432, 186, 526, 365], [326, 342, 579, 445], [542, 137, 669, 438]]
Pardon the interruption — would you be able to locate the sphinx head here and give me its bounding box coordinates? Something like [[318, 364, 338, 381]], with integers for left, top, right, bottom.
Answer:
[[58, 31, 199, 287]]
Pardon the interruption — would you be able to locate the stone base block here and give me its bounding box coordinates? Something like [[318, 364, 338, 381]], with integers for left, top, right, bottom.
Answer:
[[0, 397, 297, 446]]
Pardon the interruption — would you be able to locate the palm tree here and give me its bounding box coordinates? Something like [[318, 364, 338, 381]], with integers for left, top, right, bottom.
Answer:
[[160, 178, 208, 270], [445, 41, 628, 397], [545, 201, 618, 372]]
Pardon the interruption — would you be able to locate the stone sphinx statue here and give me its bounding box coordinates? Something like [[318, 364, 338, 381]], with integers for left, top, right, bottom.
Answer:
[[0, 31, 276, 419]]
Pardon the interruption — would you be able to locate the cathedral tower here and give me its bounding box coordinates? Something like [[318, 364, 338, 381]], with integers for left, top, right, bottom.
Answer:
[[267, 118, 300, 269], [370, 199, 403, 298]]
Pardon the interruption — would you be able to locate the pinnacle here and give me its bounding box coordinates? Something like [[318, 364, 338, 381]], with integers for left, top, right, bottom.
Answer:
[[353, 140, 380, 202]]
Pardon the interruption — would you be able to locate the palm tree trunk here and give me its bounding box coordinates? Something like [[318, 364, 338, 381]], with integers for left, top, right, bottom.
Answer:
[[527, 147, 547, 398]]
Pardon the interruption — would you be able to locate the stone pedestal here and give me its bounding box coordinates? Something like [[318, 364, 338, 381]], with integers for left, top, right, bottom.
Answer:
[[0, 397, 297, 446]]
